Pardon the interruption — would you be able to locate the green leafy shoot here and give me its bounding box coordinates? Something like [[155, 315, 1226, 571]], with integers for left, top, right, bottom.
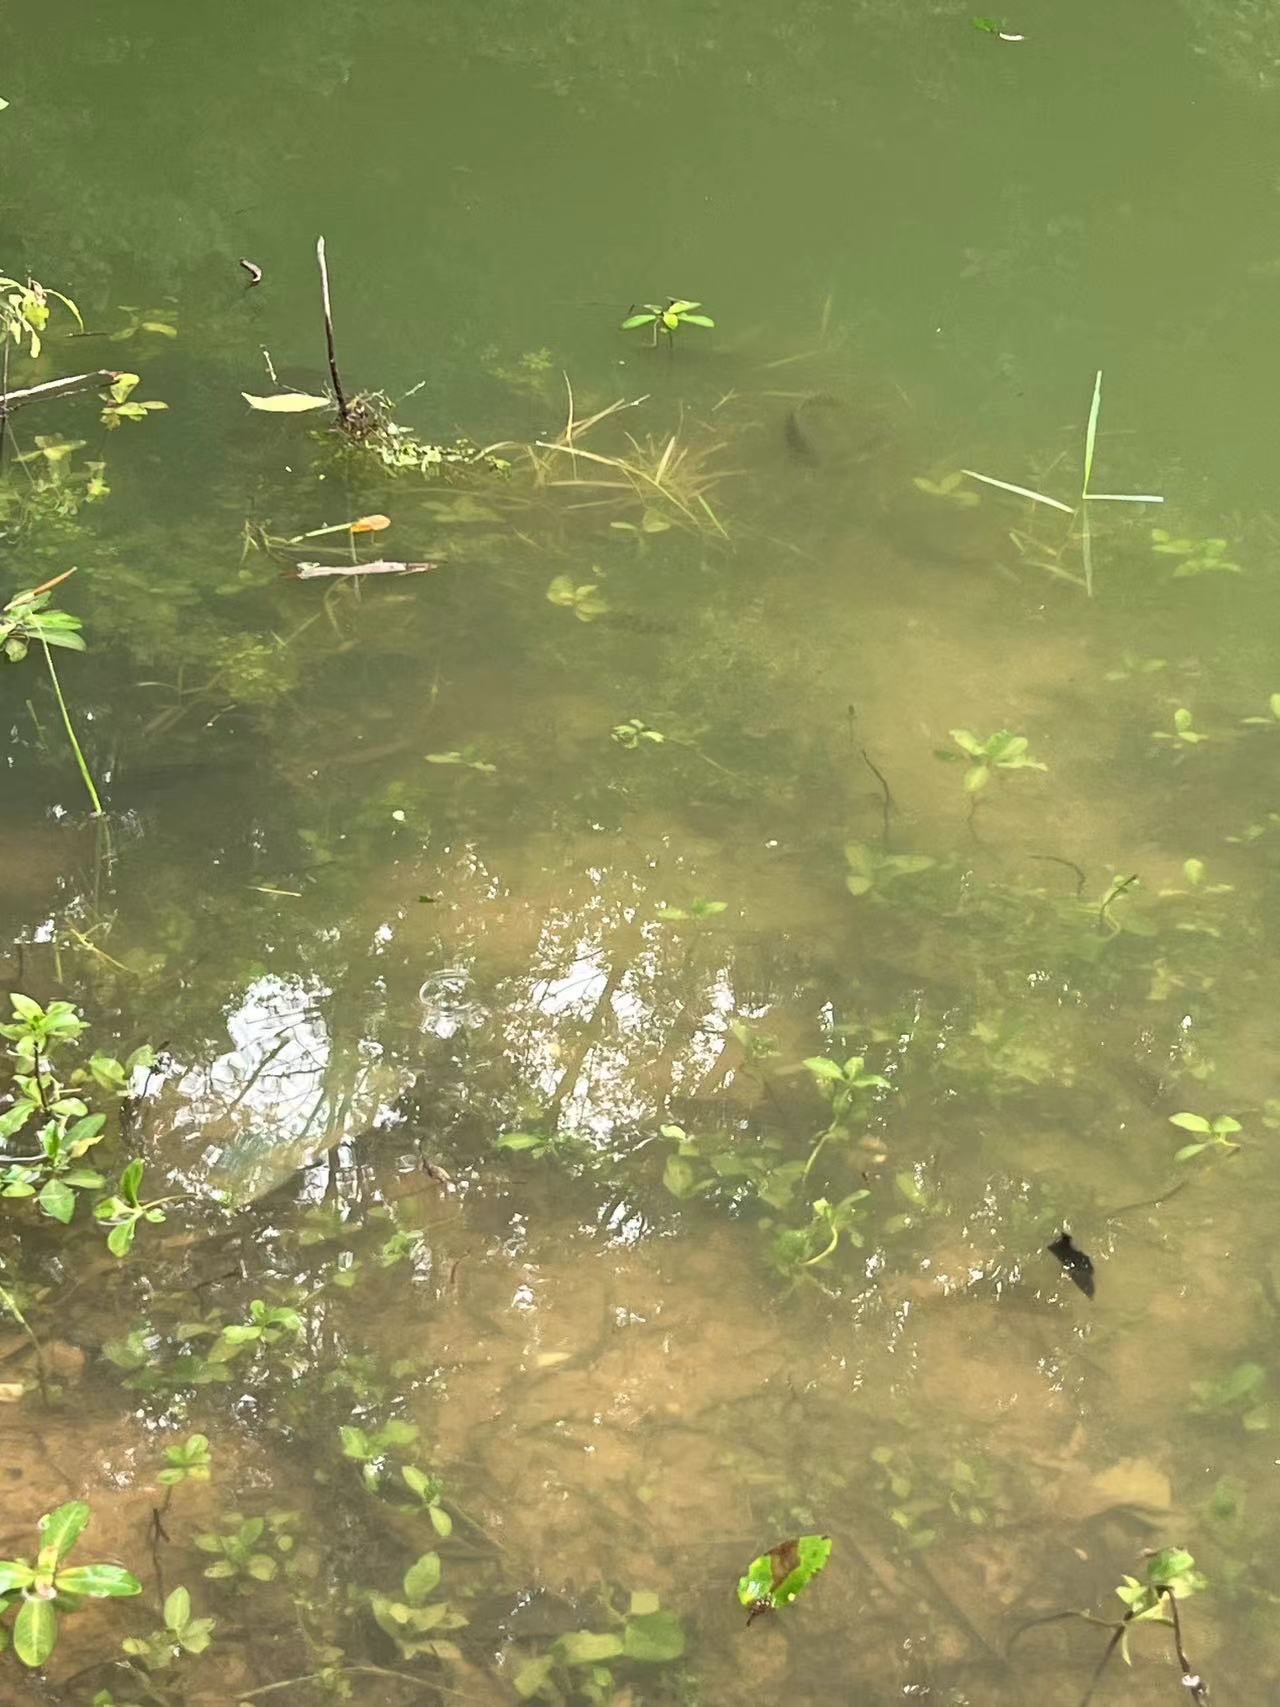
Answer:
[[738, 1535, 832, 1622], [949, 729, 1047, 795], [844, 842, 935, 897], [620, 298, 715, 348], [1169, 1110, 1242, 1163], [0, 1501, 140, 1667]]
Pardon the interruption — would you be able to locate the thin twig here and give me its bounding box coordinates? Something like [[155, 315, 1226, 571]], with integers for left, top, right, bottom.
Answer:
[[861, 748, 893, 847], [1161, 1588, 1210, 1704], [233, 1663, 469, 1700], [315, 237, 349, 424], [0, 369, 121, 411], [1027, 853, 1086, 897]]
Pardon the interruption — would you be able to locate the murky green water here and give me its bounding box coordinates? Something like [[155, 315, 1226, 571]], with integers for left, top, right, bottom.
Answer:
[[4, 2, 1280, 1701]]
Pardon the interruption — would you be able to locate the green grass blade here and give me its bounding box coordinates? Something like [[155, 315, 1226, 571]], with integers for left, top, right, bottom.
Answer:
[[1081, 502, 1094, 599], [1082, 369, 1102, 494], [961, 470, 1074, 513]]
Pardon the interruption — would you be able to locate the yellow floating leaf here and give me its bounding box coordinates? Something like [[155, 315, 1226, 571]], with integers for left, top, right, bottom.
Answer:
[[241, 391, 331, 413], [350, 514, 391, 533]]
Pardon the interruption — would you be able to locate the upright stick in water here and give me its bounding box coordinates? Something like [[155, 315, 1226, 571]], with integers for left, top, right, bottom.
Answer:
[[315, 236, 350, 425]]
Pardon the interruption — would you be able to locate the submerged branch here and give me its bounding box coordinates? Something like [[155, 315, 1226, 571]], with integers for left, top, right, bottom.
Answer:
[[0, 368, 121, 413]]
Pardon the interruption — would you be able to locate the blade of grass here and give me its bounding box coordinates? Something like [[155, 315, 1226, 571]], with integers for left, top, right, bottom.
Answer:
[[961, 470, 1075, 512], [1081, 502, 1094, 599], [1084, 491, 1164, 503], [1082, 368, 1102, 493]]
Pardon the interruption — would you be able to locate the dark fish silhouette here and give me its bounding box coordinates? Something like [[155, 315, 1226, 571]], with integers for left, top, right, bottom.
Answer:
[[1048, 1232, 1095, 1298]]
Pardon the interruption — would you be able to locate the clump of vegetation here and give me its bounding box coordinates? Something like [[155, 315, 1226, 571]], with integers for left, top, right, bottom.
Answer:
[[0, 1501, 141, 1668], [620, 297, 715, 349]]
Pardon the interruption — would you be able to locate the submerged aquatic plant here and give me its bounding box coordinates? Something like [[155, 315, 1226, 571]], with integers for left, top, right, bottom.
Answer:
[[1150, 528, 1241, 577], [1169, 1109, 1242, 1162], [963, 370, 1162, 595], [0, 1501, 141, 1668], [2, 571, 104, 814], [546, 572, 608, 621], [948, 728, 1047, 795], [844, 841, 935, 897], [1152, 707, 1207, 747], [620, 297, 714, 349]]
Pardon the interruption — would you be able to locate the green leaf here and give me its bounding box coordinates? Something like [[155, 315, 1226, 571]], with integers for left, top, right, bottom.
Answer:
[[737, 1535, 833, 1611], [1174, 1142, 1209, 1162], [164, 1586, 191, 1631], [623, 1609, 685, 1661], [0, 1562, 35, 1594], [802, 1057, 846, 1082], [620, 313, 657, 330], [496, 1133, 544, 1152], [662, 1155, 699, 1199], [1168, 1112, 1211, 1134], [0, 1101, 35, 1140], [9, 994, 44, 1023], [339, 1426, 371, 1460], [555, 1630, 625, 1666], [963, 763, 990, 794], [14, 1594, 57, 1666], [119, 1159, 144, 1203], [428, 1505, 453, 1538], [949, 729, 985, 757], [241, 391, 332, 412], [681, 314, 715, 328], [1212, 1116, 1242, 1135], [403, 1552, 441, 1605], [56, 1564, 142, 1598], [513, 1654, 557, 1698], [107, 1219, 137, 1258], [39, 1502, 90, 1562], [245, 1555, 277, 1581], [37, 1178, 76, 1224]]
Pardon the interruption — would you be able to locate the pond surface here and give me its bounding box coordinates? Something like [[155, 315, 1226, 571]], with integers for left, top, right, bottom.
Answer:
[[3, 1, 1280, 1701]]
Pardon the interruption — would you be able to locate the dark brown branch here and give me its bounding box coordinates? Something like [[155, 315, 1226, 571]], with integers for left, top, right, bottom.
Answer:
[[315, 237, 349, 423], [0, 369, 121, 413], [1161, 1589, 1210, 1704]]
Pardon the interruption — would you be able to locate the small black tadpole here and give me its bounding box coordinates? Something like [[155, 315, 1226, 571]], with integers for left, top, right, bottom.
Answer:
[[1048, 1231, 1095, 1298]]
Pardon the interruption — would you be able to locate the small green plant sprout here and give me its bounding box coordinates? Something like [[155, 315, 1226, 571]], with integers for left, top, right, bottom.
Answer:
[[93, 1160, 181, 1257], [400, 1466, 453, 1537], [1152, 707, 1206, 746], [620, 298, 714, 348], [804, 1053, 891, 1121], [771, 1192, 870, 1272], [610, 716, 665, 749], [366, 1551, 467, 1662], [0, 994, 155, 1226], [1150, 528, 1241, 576], [121, 1585, 215, 1670], [193, 1512, 295, 1587], [1112, 1547, 1206, 1667], [107, 303, 178, 343], [205, 1298, 304, 1365], [1169, 1110, 1242, 1162], [0, 1501, 141, 1668], [738, 1535, 832, 1625], [424, 746, 497, 773], [340, 1418, 421, 1495], [1, 578, 85, 663], [844, 842, 935, 898], [99, 372, 167, 431], [514, 1591, 684, 1698], [655, 897, 728, 922], [0, 271, 82, 356], [1190, 1360, 1270, 1431], [949, 729, 1047, 795], [1161, 858, 1232, 898], [158, 1435, 213, 1487], [963, 370, 1162, 595], [546, 573, 608, 622], [657, 1124, 715, 1201], [1241, 693, 1280, 727], [912, 470, 979, 507], [1, 571, 105, 814], [1104, 650, 1167, 683]]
